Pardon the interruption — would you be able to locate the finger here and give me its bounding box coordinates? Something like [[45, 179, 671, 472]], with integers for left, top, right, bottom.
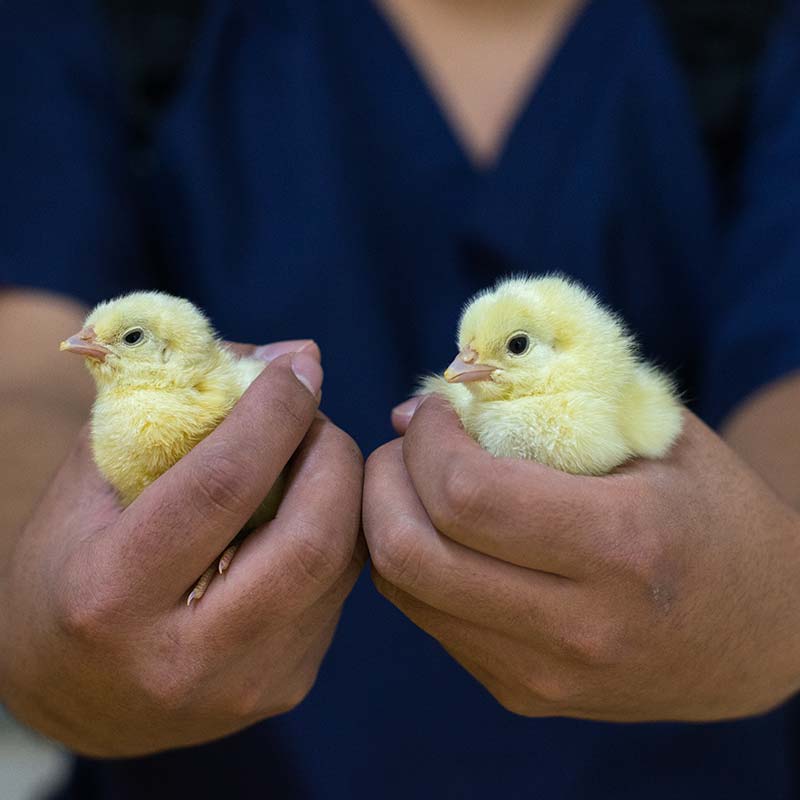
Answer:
[[246, 561, 360, 719], [364, 440, 577, 639], [374, 567, 517, 658], [180, 558, 361, 725], [391, 396, 424, 435], [402, 395, 614, 577], [372, 569, 544, 700], [111, 353, 323, 598], [195, 536, 365, 649], [207, 418, 363, 633]]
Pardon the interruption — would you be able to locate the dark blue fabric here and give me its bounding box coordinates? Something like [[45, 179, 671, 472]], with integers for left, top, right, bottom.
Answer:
[[0, 1, 155, 303], [699, 0, 800, 426], [3, 0, 800, 797]]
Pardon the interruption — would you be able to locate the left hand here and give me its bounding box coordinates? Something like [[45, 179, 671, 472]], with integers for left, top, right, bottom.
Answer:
[[363, 396, 800, 721]]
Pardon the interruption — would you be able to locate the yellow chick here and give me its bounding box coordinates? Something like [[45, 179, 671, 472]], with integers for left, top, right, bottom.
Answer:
[[60, 291, 284, 602], [421, 276, 683, 475]]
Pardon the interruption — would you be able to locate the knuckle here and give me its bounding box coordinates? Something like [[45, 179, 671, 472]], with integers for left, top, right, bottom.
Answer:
[[270, 669, 318, 716], [364, 448, 380, 481], [436, 463, 484, 531], [57, 597, 103, 640], [635, 534, 670, 585], [369, 521, 424, 590], [527, 672, 580, 709], [189, 454, 250, 518], [371, 567, 404, 608], [490, 684, 540, 717], [325, 427, 365, 500], [141, 667, 195, 714], [618, 534, 676, 616], [364, 441, 398, 484], [284, 671, 317, 712], [332, 428, 364, 474], [327, 537, 356, 579], [561, 620, 627, 668], [57, 578, 125, 642], [605, 486, 676, 610], [290, 526, 349, 586], [133, 632, 202, 714], [228, 677, 267, 720]]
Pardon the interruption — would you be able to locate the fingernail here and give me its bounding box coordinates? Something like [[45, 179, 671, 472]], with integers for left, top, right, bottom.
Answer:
[[391, 396, 424, 425], [186, 591, 196, 606], [292, 352, 324, 396], [254, 339, 318, 362]]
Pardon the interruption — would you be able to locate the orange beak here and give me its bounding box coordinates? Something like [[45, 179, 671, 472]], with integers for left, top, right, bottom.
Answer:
[[444, 346, 497, 383], [59, 326, 111, 362]]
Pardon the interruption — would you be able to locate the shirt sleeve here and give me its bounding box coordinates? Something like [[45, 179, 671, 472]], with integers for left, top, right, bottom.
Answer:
[[0, 0, 156, 308], [699, 2, 800, 428]]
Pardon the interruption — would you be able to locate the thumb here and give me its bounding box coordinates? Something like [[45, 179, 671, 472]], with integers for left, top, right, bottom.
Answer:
[[391, 396, 425, 435]]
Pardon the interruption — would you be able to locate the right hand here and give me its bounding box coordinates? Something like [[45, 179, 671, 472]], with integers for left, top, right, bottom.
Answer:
[[0, 346, 364, 757]]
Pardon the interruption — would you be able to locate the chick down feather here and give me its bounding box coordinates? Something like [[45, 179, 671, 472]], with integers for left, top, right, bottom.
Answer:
[[70, 291, 282, 524], [421, 276, 683, 475]]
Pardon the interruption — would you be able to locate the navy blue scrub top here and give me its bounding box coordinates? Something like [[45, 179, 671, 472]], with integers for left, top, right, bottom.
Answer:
[[4, 0, 800, 797]]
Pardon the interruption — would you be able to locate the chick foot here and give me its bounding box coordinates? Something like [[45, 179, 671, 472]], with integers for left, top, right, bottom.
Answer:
[[187, 542, 241, 606], [217, 542, 239, 574]]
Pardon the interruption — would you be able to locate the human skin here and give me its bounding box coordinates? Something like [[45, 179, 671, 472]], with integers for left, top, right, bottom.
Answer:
[[365, 388, 800, 721], [367, 0, 800, 722], [376, 0, 586, 167], [0, 291, 364, 756]]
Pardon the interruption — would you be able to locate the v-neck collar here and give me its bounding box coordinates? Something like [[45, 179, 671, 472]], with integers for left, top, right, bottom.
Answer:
[[460, 0, 646, 267], [328, 0, 647, 262], [362, 0, 604, 180]]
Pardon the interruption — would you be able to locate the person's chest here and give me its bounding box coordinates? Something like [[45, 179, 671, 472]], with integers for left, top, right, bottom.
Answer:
[[149, 0, 716, 452], [373, 0, 588, 169], [75, 5, 798, 800]]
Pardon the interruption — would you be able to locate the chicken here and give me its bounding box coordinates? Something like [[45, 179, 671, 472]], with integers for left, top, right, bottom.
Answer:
[[60, 291, 289, 603], [420, 275, 683, 475]]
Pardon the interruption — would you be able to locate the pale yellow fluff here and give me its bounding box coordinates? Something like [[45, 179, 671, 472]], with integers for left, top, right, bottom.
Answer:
[[421, 276, 683, 475], [81, 292, 282, 521]]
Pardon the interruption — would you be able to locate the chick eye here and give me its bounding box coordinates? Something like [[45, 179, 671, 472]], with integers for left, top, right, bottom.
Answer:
[[122, 328, 144, 346], [506, 334, 530, 356]]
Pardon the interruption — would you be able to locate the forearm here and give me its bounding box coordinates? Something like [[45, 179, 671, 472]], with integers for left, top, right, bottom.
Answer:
[[0, 290, 92, 562], [722, 372, 800, 511]]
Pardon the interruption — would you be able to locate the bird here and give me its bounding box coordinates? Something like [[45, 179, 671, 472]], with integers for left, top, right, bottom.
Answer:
[[60, 291, 293, 603], [420, 275, 683, 475]]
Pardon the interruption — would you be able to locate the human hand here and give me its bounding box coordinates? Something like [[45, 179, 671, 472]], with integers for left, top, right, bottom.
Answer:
[[0, 344, 364, 756], [366, 396, 800, 721]]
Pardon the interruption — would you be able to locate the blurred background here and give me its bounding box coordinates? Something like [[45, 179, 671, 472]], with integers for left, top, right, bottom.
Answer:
[[0, 710, 68, 800], [0, 0, 786, 797]]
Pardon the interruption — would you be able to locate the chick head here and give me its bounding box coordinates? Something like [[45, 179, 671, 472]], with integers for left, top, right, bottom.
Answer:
[[60, 292, 220, 390], [444, 275, 632, 401]]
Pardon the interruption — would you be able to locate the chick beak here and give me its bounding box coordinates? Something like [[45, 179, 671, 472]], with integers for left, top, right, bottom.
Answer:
[[444, 347, 497, 383], [59, 326, 111, 362]]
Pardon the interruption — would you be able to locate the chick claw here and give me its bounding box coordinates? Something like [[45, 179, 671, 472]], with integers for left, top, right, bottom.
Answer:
[[218, 543, 239, 574], [186, 543, 240, 606], [187, 566, 215, 606]]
